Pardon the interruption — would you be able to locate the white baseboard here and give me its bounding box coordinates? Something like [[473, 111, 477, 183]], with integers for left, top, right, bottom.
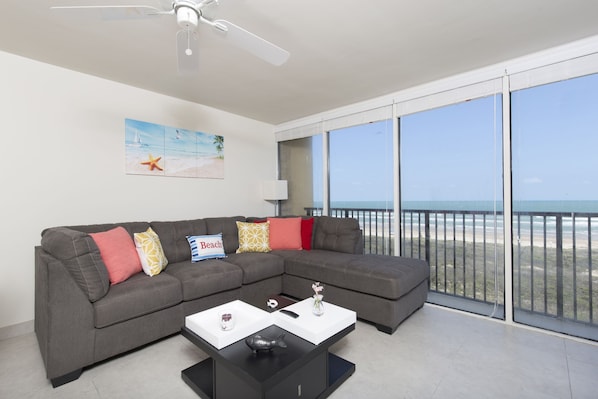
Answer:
[[0, 320, 34, 341]]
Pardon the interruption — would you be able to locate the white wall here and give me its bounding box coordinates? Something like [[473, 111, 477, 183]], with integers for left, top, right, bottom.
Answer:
[[0, 50, 278, 333]]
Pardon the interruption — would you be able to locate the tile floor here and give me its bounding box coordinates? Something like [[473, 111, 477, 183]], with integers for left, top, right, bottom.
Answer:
[[1, 304, 597, 398]]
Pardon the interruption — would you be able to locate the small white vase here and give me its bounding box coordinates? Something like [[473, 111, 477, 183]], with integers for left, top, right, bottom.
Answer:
[[312, 294, 325, 316], [219, 309, 235, 331]]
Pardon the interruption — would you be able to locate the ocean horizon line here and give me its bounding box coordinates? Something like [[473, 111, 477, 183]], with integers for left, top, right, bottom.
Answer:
[[314, 200, 598, 213]]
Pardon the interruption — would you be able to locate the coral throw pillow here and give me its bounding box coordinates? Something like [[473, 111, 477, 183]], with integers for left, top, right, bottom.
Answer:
[[236, 221, 271, 253], [301, 217, 315, 251], [134, 227, 168, 276], [267, 217, 303, 250], [90, 227, 143, 284]]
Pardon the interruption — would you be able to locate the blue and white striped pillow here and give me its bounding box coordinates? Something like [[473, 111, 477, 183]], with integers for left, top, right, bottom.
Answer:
[[186, 233, 226, 262]]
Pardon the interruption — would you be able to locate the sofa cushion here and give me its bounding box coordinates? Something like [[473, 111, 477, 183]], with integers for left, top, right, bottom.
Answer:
[[205, 216, 246, 254], [93, 272, 182, 328], [345, 255, 430, 299], [40, 227, 110, 302], [301, 217, 315, 250], [267, 217, 303, 250], [164, 260, 243, 301], [251, 216, 315, 250], [236, 221, 271, 253], [63, 222, 151, 237], [186, 234, 226, 261], [134, 227, 169, 277], [224, 253, 285, 284], [284, 250, 430, 300], [312, 216, 362, 254], [150, 219, 208, 263], [90, 227, 143, 285]]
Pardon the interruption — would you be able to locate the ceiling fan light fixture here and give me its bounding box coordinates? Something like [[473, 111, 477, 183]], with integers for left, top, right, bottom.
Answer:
[[176, 5, 199, 29]]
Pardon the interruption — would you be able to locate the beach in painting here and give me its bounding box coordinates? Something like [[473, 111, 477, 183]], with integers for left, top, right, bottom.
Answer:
[[164, 155, 224, 178], [125, 119, 224, 179], [125, 149, 224, 178]]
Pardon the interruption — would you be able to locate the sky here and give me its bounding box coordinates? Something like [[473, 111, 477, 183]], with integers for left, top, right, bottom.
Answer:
[[318, 72, 598, 208], [511, 74, 598, 202], [328, 119, 394, 204]]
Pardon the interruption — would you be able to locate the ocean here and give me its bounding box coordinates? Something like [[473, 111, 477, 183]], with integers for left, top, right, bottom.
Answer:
[[324, 200, 598, 213], [320, 200, 598, 213]]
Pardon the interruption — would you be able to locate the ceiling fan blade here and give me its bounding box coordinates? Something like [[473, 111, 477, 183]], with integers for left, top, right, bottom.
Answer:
[[176, 29, 200, 74], [197, 0, 219, 9], [211, 19, 290, 66], [51, 5, 166, 20]]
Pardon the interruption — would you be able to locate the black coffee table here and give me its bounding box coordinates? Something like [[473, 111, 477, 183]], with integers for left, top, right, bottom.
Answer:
[[181, 303, 355, 399]]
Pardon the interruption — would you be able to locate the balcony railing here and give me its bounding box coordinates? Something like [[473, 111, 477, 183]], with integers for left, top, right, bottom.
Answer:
[[305, 206, 598, 338]]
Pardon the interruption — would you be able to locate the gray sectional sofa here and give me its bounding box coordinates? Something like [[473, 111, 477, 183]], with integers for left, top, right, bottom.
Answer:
[[35, 215, 429, 387]]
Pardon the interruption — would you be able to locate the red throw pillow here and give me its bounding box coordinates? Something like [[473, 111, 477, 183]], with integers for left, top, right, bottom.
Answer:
[[90, 227, 142, 285], [301, 217, 314, 251], [267, 217, 303, 250]]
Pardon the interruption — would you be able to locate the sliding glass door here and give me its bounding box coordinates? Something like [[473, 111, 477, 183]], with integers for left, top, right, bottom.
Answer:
[[511, 73, 598, 339], [399, 95, 504, 317], [328, 120, 395, 255]]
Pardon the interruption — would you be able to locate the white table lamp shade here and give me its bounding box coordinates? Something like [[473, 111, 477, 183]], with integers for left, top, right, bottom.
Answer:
[[262, 180, 288, 200]]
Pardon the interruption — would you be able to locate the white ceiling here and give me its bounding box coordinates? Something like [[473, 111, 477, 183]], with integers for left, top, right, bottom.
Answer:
[[2, 1, 598, 125]]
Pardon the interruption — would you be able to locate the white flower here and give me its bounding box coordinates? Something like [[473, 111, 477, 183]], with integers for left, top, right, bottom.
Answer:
[[312, 282, 323, 296]]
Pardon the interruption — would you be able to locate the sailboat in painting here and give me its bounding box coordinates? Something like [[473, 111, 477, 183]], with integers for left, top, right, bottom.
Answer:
[[131, 129, 142, 147]]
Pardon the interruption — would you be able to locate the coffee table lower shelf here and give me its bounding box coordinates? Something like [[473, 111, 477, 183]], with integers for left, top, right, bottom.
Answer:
[[182, 352, 355, 399]]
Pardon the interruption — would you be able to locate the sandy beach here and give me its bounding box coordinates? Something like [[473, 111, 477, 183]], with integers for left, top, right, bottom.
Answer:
[[126, 151, 224, 179], [163, 156, 224, 178], [362, 220, 594, 249]]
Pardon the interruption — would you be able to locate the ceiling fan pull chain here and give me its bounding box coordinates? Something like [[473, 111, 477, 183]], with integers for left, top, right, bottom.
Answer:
[[186, 29, 192, 56]]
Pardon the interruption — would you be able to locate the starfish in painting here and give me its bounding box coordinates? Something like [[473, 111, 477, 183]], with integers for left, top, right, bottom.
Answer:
[[141, 154, 163, 171]]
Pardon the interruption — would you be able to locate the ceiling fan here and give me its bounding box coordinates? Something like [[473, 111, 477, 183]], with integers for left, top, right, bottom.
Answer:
[[51, 0, 290, 73]]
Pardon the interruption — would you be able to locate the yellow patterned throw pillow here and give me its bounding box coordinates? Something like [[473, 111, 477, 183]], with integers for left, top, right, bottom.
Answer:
[[134, 227, 168, 276], [236, 221, 271, 253]]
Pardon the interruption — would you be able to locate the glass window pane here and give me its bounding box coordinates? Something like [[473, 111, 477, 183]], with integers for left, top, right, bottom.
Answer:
[[329, 120, 394, 255], [400, 95, 504, 317], [511, 73, 598, 340], [278, 135, 322, 216]]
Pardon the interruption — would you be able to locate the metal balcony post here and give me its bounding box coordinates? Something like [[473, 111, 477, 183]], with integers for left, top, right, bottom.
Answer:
[[556, 215, 564, 318], [425, 211, 430, 264]]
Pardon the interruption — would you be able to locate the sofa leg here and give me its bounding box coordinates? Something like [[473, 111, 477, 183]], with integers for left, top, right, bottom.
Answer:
[[375, 324, 396, 335], [51, 369, 83, 388]]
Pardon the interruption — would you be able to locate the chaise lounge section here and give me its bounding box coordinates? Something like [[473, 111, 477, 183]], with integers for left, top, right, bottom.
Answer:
[[35, 215, 429, 386]]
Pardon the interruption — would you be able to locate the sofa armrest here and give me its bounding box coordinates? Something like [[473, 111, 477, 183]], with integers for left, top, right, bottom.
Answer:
[[35, 247, 96, 381], [355, 230, 364, 254]]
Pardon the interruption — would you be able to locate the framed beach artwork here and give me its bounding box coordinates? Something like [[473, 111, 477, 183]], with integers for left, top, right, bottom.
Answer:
[[125, 118, 224, 179]]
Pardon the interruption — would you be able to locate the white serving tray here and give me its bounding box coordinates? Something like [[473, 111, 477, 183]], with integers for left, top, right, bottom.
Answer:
[[185, 300, 272, 349], [273, 298, 356, 345]]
